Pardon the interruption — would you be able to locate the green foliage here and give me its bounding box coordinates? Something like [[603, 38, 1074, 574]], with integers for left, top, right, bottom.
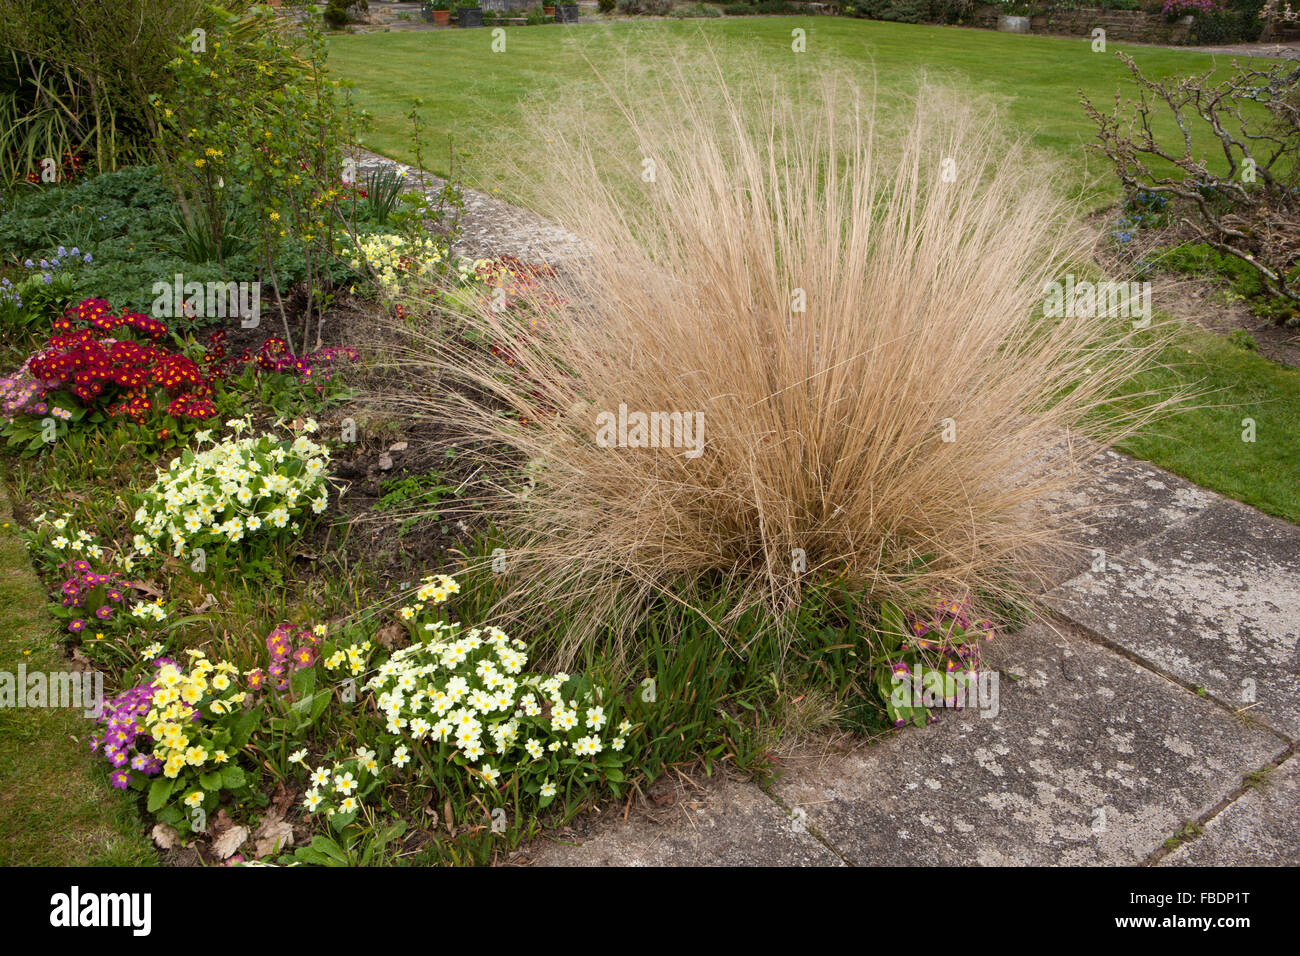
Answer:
[[845, 0, 947, 21], [0, 51, 86, 188], [0, 165, 173, 256], [285, 823, 407, 867], [376, 469, 455, 522], [1227, 328, 1258, 351], [0, 264, 80, 341], [0, 0, 245, 184], [1153, 241, 1297, 325], [358, 165, 406, 226], [0, 166, 333, 321], [1191, 0, 1266, 43], [325, 0, 352, 28]]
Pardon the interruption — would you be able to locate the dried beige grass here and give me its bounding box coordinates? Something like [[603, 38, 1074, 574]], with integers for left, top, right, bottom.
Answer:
[[399, 59, 1177, 666]]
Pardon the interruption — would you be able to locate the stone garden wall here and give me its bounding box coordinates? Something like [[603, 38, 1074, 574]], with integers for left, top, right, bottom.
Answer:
[[971, 6, 1196, 44]]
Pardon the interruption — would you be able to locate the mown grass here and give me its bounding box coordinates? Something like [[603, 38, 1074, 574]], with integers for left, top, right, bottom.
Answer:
[[328, 17, 1268, 200], [1117, 323, 1300, 523], [0, 470, 156, 866]]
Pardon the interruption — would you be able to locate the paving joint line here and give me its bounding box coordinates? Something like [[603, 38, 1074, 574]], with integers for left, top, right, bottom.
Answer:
[[757, 780, 856, 867], [1140, 743, 1297, 866], [1017, 608, 1295, 865], [1032, 607, 1293, 746]]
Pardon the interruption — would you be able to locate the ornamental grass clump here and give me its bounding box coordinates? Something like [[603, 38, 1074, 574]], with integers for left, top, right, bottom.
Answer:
[[406, 63, 1177, 663]]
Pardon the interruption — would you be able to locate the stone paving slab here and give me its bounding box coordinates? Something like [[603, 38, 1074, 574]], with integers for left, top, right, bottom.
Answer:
[[1039, 448, 1219, 589], [1161, 753, 1300, 866], [1048, 500, 1300, 740], [525, 777, 842, 867], [768, 624, 1284, 866]]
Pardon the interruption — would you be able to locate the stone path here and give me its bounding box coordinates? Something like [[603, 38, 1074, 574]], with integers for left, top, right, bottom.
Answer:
[[358, 148, 1300, 866], [353, 149, 588, 264], [522, 457, 1299, 867]]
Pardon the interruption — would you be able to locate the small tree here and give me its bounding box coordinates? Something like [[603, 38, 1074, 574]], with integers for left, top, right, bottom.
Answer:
[[1083, 53, 1300, 325], [157, 6, 363, 352]]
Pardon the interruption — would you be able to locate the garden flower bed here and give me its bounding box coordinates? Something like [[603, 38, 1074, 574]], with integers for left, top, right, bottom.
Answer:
[[0, 237, 1020, 864], [9, 3, 1271, 872]]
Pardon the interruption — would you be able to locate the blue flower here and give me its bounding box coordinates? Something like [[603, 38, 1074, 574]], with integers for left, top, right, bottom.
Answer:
[[23, 259, 33, 269], [57, 246, 67, 257], [42, 273, 52, 284], [38, 259, 49, 269], [83, 253, 93, 264]]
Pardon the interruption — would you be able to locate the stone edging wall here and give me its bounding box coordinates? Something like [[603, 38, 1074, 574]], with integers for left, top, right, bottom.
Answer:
[[972, 6, 1195, 44]]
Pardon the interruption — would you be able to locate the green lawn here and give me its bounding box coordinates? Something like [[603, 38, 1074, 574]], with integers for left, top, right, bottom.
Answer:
[[1118, 326, 1300, 523], [0, 475, 155, 866], [328, 18, 1264, 199], [329, 19, 1300, 524]]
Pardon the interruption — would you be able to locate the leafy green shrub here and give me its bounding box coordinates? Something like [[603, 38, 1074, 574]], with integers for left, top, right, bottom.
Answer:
[[931, 0, 978, 18], [0, 0, 237, 183], [848, 0, 927, 20], [1191, 0, 1266, 42], [324, 0, 352, 27], [722, 1, 752, 11], [0, 165, 174, 257], [158, 6, 370, 353], [598, 0, 617, 10], [845, 0, 975, 19], [0, 166, 341, 320]]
